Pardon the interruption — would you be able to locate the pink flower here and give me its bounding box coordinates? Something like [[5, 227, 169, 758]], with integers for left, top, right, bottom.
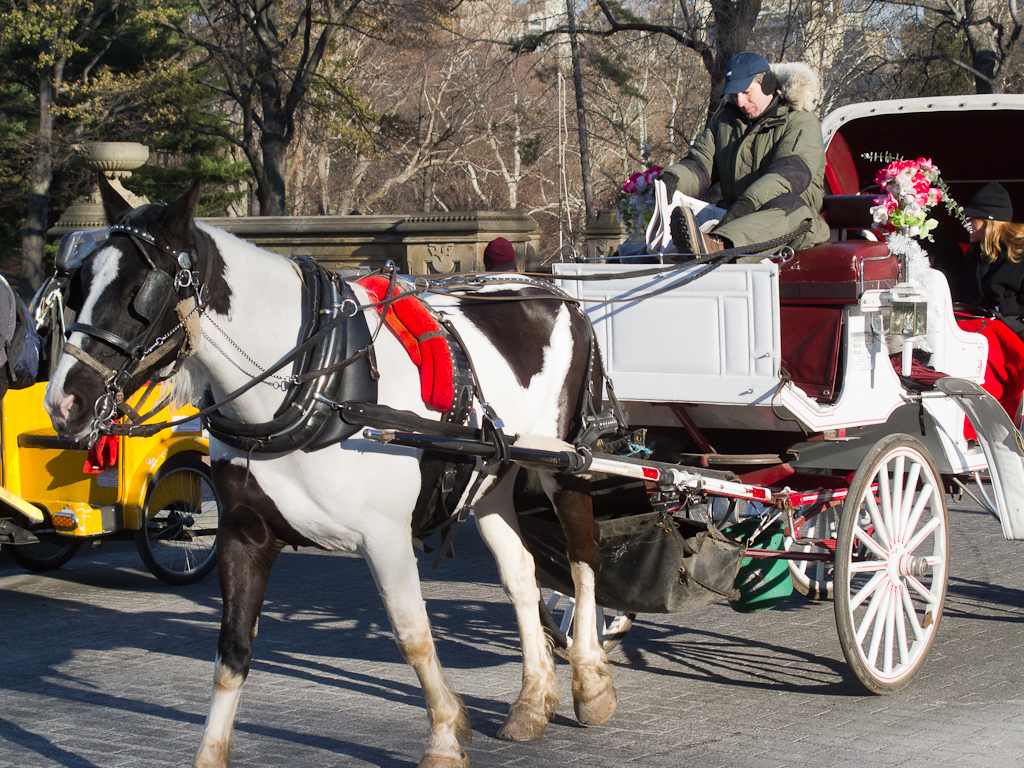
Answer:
[[623, 171, 642, 194]]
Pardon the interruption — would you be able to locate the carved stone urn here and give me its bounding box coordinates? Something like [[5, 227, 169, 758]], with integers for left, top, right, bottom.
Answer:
[[54, 142, 151, 232]]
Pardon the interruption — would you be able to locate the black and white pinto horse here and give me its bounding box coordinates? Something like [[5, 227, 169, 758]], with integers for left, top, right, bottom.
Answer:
[[44, 180, 617, 767]]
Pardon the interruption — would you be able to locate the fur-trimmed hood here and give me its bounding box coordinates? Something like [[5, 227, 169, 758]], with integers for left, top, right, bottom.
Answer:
[[772, 62, 820, 113]]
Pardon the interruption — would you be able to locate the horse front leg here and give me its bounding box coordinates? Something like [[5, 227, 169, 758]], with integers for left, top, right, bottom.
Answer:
[[473, 468, 560, 742], [194, 509, 284, 768], [363, 530, 471, 768], [550, 477, 617, 727]]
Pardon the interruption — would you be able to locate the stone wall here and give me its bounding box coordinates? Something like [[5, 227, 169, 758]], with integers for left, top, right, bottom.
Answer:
[[197, 210, 542, 275]]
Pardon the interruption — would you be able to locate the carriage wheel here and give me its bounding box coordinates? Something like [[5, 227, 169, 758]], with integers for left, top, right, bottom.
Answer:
[[4, 537, 81, 572], [834, 435, 949, 694], [135, 456, 220, 586], [538, 588, 635, 660], [783, 500, 840, 600]]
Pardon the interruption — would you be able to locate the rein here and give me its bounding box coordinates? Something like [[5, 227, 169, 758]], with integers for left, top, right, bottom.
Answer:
[[83, 219, 807, 441]]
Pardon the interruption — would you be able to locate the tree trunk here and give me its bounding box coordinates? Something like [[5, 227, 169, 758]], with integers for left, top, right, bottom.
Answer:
[[565, 0, 595, 226], [257, 130, 289, 215], [706, 0, 762, 118], [965, 0, 1001, 93], [20, 68, 57, 301]]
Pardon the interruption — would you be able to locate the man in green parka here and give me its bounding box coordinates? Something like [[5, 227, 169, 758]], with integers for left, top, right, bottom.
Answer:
[[660, 52, 830, 255]]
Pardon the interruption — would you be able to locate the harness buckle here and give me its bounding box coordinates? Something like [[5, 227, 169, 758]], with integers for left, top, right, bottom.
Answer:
[[337, 298, 358, 317], [175, 269, 194, 289], [480, 401, 504, 430], [94, 393, 117, 423]]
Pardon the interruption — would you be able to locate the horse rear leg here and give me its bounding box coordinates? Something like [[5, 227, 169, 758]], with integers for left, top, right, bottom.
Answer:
[[548, 477, 617, 727], [473, 469, 560, 742], [363, 531, 471, 768], [194, 509, 284, 768]]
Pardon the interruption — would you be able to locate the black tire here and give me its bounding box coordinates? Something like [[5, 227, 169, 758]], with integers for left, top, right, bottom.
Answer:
[[539, 588, 635, 660], [134, 455, 219, 586], [783, 500, 840, 600], [834, 435, 949, 694], [4, 537, 81, 572]]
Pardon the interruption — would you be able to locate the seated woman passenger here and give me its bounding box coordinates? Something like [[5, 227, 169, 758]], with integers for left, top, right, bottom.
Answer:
[[957, 183, 1024, 338]]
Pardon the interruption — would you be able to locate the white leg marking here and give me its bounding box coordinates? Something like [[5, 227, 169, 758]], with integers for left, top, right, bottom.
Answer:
[[474, 471, 559, 741], [193, 656, 245, 768], [568, 560, 617, 726], [363, 530, 470, 767]]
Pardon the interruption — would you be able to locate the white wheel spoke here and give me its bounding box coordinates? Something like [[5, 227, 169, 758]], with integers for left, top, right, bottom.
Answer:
[[560, 596, 575, 633], [856, 577, 888, 643], [905, 572, 937, 606], [899, 463, 922, 538], [883, 587, 896, 673], [866, 586, 892, 666], [901, 582, 926, 641], [877, 468, 895, 545], [906, 516, 941, 554], [903, 483, 932, 542], [895, 585, 910, 664], [850, 559, 887, 573], [851, 570, 887, 610], [852, 524, 891, 561], [865, 493, 893, 550], [889, 457, 904, 536]]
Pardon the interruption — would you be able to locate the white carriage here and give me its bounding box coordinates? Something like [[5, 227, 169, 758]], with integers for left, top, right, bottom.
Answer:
[[531, 94, 1024, 694]]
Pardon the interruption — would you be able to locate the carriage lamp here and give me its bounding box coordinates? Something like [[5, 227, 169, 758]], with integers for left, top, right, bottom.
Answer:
[[888, 297, 928, 377], [890, 300, 928, 337]]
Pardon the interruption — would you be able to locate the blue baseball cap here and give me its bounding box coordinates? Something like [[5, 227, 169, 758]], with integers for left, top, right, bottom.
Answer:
[[722, 52, 771, 95]]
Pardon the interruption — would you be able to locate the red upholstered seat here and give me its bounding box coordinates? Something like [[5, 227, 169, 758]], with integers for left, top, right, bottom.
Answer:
[[825, 133, 860, 195], [778, 239, 897, 401], [779, 240, 896, 304]]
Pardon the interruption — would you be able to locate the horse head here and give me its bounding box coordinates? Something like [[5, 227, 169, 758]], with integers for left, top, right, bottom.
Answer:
[[44, 176, 205, 438]]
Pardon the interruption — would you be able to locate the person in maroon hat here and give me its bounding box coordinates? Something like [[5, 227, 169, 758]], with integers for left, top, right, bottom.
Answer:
[[483, 237, 518, 271]]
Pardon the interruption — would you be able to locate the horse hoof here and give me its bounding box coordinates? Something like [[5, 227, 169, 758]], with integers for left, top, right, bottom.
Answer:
[[417, 752, 469, 768], [497, 703, 549, 741], [573, 684, 617, 726]]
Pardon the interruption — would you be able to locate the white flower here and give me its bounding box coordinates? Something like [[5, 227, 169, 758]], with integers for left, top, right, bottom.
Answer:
[[870, 204, 890, 224]]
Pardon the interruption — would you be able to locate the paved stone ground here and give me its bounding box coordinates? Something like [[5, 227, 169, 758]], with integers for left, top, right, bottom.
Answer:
[[1, 495, 1022, 768]]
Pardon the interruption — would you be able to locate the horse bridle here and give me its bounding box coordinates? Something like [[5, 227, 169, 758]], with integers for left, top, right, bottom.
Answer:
[[63, 214, 209, 434]]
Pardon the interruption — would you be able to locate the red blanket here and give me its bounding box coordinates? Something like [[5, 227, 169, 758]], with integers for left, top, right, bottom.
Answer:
[[956, 316, 1024, 438], [357, 276, 455, 411]]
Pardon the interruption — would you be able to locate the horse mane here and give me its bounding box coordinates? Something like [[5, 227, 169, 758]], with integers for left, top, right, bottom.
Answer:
[[170, 355, 207, 409]]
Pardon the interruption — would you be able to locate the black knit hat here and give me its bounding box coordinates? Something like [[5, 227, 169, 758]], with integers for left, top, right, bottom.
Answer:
[[964, 182, 1013, 221]]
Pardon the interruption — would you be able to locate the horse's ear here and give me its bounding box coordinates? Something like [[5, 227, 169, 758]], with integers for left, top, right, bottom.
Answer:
[[159, 178, 202, 244], [99, 173, 133, 224]]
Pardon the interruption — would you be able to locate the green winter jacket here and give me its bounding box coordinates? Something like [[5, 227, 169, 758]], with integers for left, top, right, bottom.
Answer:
[[664, 97, 830, 250]]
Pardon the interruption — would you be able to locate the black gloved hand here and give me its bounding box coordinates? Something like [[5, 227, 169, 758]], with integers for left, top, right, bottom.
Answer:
[[718, 198, 755, 227], [657, 169, 679, 199]]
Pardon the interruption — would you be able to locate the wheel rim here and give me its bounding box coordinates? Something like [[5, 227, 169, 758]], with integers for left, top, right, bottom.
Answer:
[[784, 501, 839, 599], [142, 466, 218, 579], [837, 441, 948, 690]]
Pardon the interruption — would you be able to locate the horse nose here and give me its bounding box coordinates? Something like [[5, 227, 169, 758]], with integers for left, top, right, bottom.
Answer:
[[45, 389, 76, 428]]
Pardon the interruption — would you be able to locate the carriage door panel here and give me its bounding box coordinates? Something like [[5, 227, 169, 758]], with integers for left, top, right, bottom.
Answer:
[[553, 263, 781, 404]]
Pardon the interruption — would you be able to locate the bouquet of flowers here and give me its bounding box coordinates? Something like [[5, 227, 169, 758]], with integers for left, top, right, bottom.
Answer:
[[617, 166, 662, 234], [865, 153, 964, 241]]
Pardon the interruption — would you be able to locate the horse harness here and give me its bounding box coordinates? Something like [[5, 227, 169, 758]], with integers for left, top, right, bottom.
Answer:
[[66, 219, 622, 561], [63, 216, 213, 437]]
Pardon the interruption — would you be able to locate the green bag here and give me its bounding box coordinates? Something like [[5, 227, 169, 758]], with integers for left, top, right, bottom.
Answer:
[[723, 518, 794, 613]]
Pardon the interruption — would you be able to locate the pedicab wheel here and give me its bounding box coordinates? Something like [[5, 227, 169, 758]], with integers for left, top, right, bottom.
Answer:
[[783, 500, 840, 600], [4, 537, 81, 571], [135, 456, 219, 586], [539, 588, 635, 660], [834, 435, 949, 694]]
